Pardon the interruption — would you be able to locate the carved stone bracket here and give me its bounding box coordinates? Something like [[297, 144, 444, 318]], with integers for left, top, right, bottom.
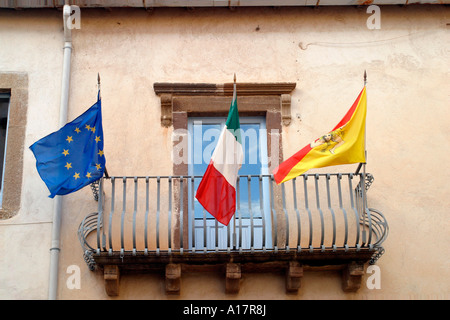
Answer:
[[160, 93, 173, 127], [104, 265, 120, 296], [286, 261, 303, 294], [165, 263, 181, 295], [154, 82, 296, 127], [281, 94, 292, 126], [225, 263, 242, 294], [342, 261, 365, 292]]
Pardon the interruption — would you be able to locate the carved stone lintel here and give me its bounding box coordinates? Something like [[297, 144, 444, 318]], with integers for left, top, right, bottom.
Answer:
[[165, 263, 181, 295], [286, 261, 303, 294], [155, 83, 295, 127], [154, 82, 296, 97], [104, 265, 120, 296], [342, 261, 365, 292], [225, 263, 241, 294]]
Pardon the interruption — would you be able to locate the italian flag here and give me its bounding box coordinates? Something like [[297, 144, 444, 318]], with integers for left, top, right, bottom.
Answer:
[[274, 86, 367, 184], [195, 84, 244, 226]]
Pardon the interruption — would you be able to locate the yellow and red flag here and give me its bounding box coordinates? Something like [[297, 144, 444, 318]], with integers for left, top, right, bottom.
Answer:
[[273, 86, 367, 184]]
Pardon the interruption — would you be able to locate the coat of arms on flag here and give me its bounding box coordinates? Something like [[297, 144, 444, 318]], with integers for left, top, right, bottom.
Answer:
[[274, 86, 367, 184]]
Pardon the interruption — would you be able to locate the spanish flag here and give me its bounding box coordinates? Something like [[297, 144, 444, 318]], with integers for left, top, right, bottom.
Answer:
[[273, 87, 367, 184]]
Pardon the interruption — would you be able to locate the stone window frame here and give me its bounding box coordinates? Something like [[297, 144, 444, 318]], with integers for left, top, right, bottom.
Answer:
[[0, 72, 28, 220], [154, 81, 296, 248]]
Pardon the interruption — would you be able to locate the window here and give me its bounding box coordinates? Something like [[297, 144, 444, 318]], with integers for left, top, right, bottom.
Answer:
[[154, 81, 296, 249], [0, 93, 10, 206], [0, 72, 27, 219], [188, 117, 272, 250]]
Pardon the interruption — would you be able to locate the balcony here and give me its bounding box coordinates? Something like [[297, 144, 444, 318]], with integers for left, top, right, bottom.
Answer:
[[79, 171, 388, 296]]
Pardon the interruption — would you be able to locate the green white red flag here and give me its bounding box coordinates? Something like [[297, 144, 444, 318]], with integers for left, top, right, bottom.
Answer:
[[195, 83, 243, 226]]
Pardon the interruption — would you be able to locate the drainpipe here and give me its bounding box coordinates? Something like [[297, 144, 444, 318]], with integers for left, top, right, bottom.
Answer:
[[48, 3, 72, 300]]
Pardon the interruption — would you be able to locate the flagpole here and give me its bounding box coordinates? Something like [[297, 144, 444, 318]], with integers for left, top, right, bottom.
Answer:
[[98, 73, 101, 99], [362, 70, 368, 246], [97, 73, 109, 179], [363, 69, 367, 170], [232, 73, 237, 250], [233, 73, 237, 101]]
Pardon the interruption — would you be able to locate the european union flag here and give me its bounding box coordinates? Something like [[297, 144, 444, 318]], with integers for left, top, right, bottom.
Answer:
[[30, 94, 105, 198]]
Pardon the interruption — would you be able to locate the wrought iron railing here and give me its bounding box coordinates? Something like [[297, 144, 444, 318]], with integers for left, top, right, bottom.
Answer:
[[79, 173, 388, 268]]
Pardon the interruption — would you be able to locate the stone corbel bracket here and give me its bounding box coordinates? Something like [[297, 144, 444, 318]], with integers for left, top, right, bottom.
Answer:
[[154, 82, 296, 127]]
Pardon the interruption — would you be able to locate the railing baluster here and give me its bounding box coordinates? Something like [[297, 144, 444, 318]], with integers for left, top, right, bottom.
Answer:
[[247, 175, 254, 252], [96, 178, 103, 254], [337, 174, 349, 251], [326, 174, 337, 252], [179, 176, 184, 254], [203, 208, 207, 253], [232, 203, 237, 251], [156, 176, 160, 255], [361, 170, 373, 249], [227, 218, 231, 253], [120, 177, 127, 258], [132, 177, 138, 256], [292, 177, 301, 252], [237, 176, 242, 253], [108, 177, 115, 255], [215, 219, 219, 252], [348, 174, 360, 250], [168, 176, 172, 254], [281, 182, 289, 252], [259, 175, 266, 252], [314, 174, 325, 252], [303, 175, 313, 252], [144, 177, 149, 255], [358, 176, 366, 246], [227, 184, 231, 252], [366, 207, 373, 250], [191, 175, 196, 253], [269, 175, 278, 253]]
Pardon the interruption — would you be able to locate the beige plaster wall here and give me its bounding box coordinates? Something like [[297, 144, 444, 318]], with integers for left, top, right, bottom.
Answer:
[[0, 5, 449, 299], [0, 10, 63, 299]]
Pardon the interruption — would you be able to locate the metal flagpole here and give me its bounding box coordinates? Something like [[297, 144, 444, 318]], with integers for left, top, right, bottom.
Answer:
[[98, 73, 101, 99], [96, 73, 107, 251], [97, 73, 109, 179], [232, 73, 237, 250], [362, 70, 368, 246]]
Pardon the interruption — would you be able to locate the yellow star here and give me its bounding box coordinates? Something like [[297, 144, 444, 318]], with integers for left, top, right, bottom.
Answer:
[[73, 172, 80, 180], [62, 149, 69, 156], [66, 136, 73, 143], [98, 149, 104, 157], [85, 124, 91, 131], [95, 136, 101, 143], [90, 126, 96, 133], [86, 172, 92, 179], [95, 163, 102, 170], [75, 127, 81, 134], [65, 162, 72, 170]]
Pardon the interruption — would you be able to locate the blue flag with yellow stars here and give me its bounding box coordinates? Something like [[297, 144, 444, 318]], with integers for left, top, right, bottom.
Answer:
[[30, 93, 105, 198]]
